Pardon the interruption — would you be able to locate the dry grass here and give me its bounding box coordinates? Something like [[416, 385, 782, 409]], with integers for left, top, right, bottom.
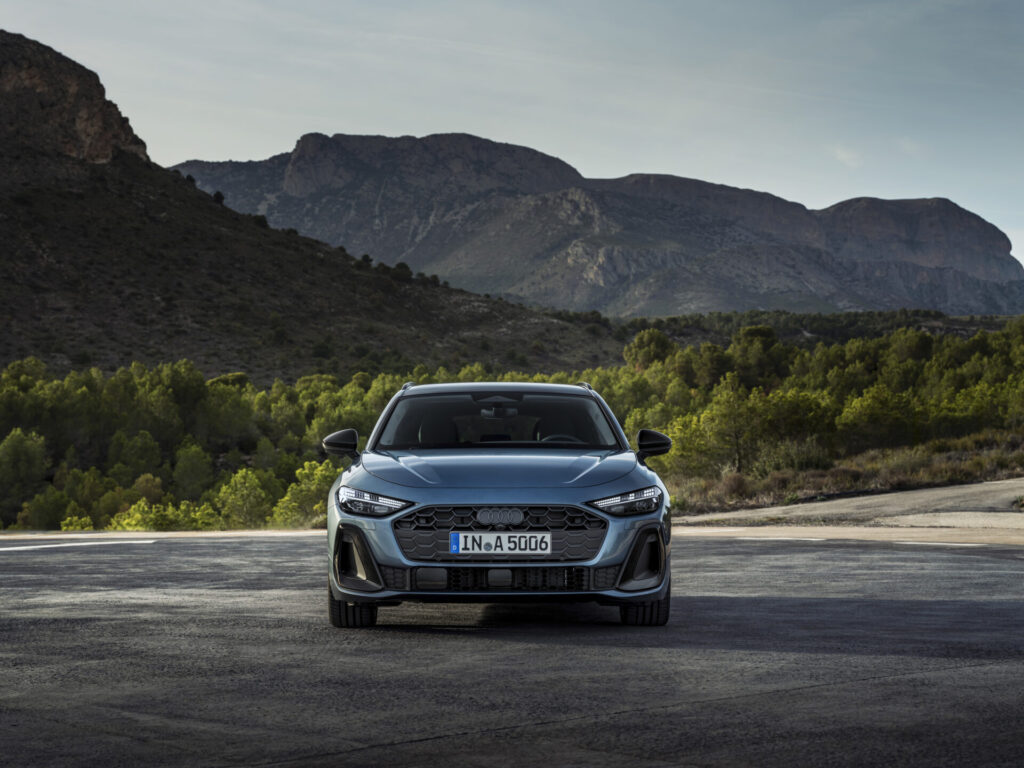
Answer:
[[669, 429, 1024, 514]]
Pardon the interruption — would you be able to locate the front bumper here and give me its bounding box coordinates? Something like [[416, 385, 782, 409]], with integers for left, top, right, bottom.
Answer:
[[328, 519, 670, 606]]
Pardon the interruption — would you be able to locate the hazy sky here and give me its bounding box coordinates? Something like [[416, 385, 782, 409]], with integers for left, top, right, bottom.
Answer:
[[6, 0, 1023, 257]]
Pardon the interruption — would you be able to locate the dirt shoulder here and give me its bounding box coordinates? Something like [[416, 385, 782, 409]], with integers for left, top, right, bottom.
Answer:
[[674, 477, 1024, 546], [673, 524, 1024, 546]]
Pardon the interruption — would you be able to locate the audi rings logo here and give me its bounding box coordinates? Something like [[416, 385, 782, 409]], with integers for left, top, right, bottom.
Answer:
[[476, 507, 525, 526]]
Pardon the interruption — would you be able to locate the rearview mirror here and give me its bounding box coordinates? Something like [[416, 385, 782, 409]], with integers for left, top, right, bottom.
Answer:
[[636, 429, 672, 463], [323, 428, 359, 458]]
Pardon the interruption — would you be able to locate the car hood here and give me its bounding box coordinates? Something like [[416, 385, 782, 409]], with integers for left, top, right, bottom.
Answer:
[[360, 449, 637, 489]]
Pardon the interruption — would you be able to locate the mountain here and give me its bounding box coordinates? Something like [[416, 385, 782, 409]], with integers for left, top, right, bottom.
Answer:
[[0, 31, 148, 164], [0, 31, 623, 383], [175, 133, 1024, 317]]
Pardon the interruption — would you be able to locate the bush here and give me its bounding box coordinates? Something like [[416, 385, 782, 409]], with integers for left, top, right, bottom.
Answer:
[[173, 443, 213, 500], [215, 468, 272, 528], [0, 428, 49, 528], [107, 499, 221, 531], [61, 513, 94, 531], [718, 472, 750, 499], [752, 438, 831, 476], [269, 460, 337, 528], [17, 486, 69, 530]]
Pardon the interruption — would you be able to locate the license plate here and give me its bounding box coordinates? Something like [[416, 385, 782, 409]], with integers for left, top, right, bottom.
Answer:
[[449, 532, 551, 555]]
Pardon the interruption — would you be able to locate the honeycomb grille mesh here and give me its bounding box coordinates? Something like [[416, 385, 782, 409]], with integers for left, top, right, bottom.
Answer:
[[393, 505, 607, 562]]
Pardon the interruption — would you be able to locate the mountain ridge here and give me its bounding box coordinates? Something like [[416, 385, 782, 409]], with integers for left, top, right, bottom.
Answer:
[[175, 131, 1023, 317]]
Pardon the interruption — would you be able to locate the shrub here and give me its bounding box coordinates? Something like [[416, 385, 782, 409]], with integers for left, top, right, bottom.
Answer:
[[107, 499, 221, 531], [0, 428, 49, 528], [269, 460, 337, 528], [215, 468, 272, 528], [173, 443, 213, 500], [17, 487, 69, 530], [719, 472, 750, 499], [61, 513, 94, 531]]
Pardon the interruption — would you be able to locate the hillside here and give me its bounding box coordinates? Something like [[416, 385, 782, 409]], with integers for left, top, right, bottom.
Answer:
[[176, 132, 1024, 317], [0, 31, 623, 383]]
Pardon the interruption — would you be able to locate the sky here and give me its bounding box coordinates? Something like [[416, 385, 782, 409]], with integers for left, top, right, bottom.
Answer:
[[5, 0, 1023, 258]]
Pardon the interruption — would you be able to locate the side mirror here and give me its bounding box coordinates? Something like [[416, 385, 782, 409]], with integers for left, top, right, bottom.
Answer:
[[636, 429, 672, 463], [323, 428, 359, 458]]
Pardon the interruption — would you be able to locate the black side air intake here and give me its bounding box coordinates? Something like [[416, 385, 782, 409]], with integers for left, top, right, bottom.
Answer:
[[618, 527, 666, 592], [334, 526, 384, 592]]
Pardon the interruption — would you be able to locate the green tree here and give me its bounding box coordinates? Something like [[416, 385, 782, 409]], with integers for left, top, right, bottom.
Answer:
[[108, 499, 183, 531], [59, 467, 113, 519], [727, 326, 788, 388], [17, 486, 69, 530], [252, 437, 277, 470], [181, 500, 223, 530], [172, 443, 213, 500], [699, 373, 759, 474], [693, 342, 730, 389], [216, 468, 272, 528], [269, 460, 338, 528], [130, 473, 165, 505], [623, 329, 675, 371], [107, 499, 221, 531], [107, 429, 162, 484], [195, 382, 257, 452], [0, 428, 49, 528], [93, 488, 129, 529], [60, 501, 94, 531], [836, 383, 920, 453]]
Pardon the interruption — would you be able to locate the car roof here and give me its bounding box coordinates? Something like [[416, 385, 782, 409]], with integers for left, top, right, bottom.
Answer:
[[398, 381, 595, 397]]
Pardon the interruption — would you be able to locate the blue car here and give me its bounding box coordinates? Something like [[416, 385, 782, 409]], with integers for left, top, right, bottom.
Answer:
[[323, 381, 673, 627]]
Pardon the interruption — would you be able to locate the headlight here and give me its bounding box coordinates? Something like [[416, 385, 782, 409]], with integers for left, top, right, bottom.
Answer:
[[336, 486, 411, 517], [589, 486, 663, 516]]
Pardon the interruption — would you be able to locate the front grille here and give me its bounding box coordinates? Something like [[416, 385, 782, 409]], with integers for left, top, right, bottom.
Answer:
[[393, 505, 607, 562], [443, 566, 602, 592], [374, 565, 623, 593], [446, 567, 587, 591]]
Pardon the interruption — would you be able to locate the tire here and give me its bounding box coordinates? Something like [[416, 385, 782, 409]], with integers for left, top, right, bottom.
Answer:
[[328, 587, 378, 628], [619, 590, 671, 626]]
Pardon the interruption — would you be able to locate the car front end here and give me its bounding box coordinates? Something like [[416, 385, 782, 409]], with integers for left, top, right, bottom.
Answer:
[[324, 382, 673, 627]]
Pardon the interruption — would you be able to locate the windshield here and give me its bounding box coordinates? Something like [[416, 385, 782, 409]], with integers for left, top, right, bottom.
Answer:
[[374, 392, 621, 450]]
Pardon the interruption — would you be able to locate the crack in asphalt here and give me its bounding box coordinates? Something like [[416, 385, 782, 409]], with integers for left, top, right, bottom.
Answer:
[[235, 657, 1023, 767]]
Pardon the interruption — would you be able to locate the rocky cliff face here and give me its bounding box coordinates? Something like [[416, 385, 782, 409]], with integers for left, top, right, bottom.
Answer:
[[0, 30, 148, 163], [175, 132, 1022, 318], [281, 131, 582, 199], [816, 197, 1019, 283]]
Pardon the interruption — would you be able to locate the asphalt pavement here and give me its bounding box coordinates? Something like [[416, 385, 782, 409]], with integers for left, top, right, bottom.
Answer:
[[2, 533, 1023, 767]]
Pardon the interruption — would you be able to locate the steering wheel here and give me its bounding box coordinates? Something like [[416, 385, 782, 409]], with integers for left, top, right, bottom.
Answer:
[[541, 434, 584, 443]]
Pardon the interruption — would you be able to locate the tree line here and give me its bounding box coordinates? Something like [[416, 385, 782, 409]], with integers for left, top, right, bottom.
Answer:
[[2, 316, 1024, 530]]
